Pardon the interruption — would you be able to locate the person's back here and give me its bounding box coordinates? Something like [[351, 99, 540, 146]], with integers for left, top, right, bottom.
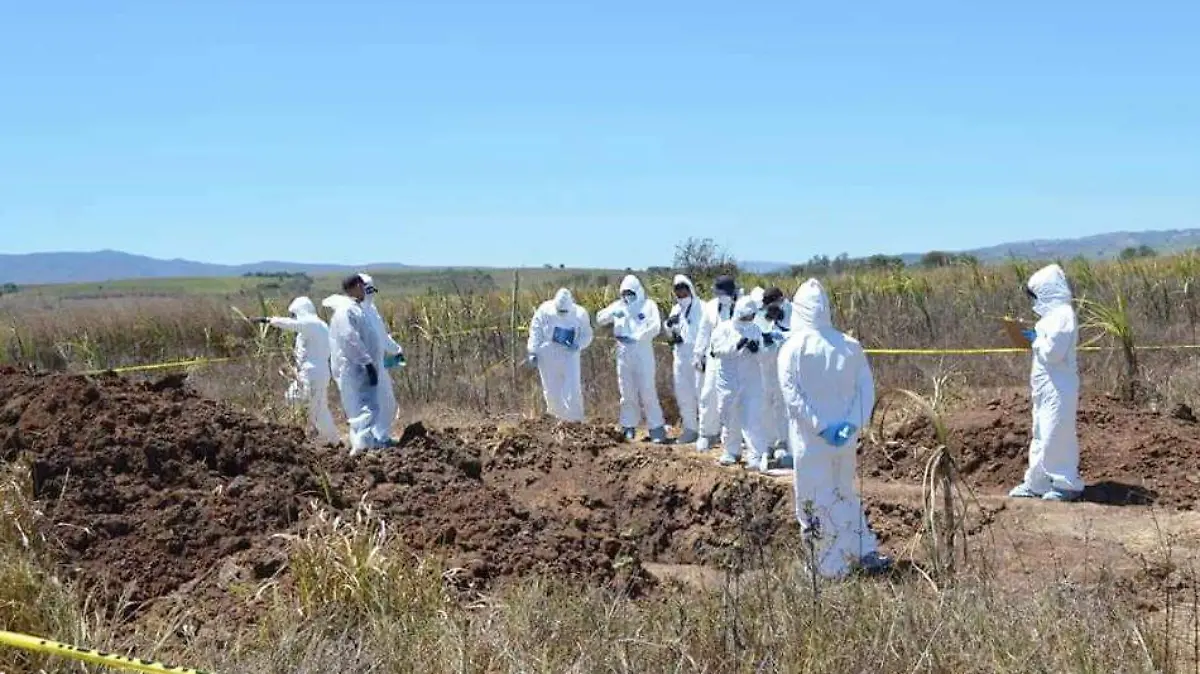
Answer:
[[324, 295, 369, 380], [781, 298, 871, 432], [779, 278, 887, 578], [323, 278, 380, 455]]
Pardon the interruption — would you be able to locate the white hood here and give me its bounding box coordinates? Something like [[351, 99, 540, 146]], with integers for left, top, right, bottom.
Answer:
[[792, 279, 833, 330], [620, 274, 646, 306], [1027, 264, 1072, 317], [553, 288, 575, 312], [322, 294, 356, 311], [288, 296, 317, 317]]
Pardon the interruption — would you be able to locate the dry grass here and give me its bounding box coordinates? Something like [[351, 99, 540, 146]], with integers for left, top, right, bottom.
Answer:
[[0, 489, 1190, 673], [3, 256, 1200, 671], [7, 254, 1200, 425]]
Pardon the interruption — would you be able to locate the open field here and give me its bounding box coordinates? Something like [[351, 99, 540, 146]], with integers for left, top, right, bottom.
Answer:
[[0, 266, 622, 303], [3, 254, 1200, 671]]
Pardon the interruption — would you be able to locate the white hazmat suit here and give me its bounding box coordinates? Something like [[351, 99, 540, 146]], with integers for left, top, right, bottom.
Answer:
[[323, 293, 381, 455], [709, 297, 770, 471], [268, 296, 340, 445], [527, 288, 594, 422], [751, 287, 794, 452], [596, 275, 667, 441], [779, 279, 887, 578], [1009, 264, 1084, 501], [360, 274, 405, 445], [692, 277, 739, 450], [663, 275, 703, 443]]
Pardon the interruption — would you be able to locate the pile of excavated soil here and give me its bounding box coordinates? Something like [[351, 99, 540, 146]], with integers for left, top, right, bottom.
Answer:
[[0, 368, 809, 622], [864, 389, 1200, 509]]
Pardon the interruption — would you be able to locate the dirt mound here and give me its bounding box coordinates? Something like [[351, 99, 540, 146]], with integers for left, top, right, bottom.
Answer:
[[865, 390, 1200, 509], [0, 369, 802, 621]]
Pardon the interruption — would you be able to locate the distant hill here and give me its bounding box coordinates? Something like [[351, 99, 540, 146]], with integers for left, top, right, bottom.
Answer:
[[0, 250, 411, 285], [941, 228, 1200, 263], [741, 228, 1200, 273], [4, 228, 1199, 285]]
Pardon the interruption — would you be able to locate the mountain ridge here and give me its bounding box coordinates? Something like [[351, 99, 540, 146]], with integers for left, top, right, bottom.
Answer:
[[3, 228, 1198, 285]]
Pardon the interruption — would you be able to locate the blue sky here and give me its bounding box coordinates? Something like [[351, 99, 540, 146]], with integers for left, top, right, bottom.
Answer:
[[2, 1, 1197, 269]]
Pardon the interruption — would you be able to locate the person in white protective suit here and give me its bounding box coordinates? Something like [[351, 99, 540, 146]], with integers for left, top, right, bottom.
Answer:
[[596, 274, 668, 443], [779, 278, 890, 578], [692, 275, 740, 451], [358, 274, 406, 447], [322, 275, 382, 455], [1008, 263, 1085, 501], [708, 296, 771, 471], [751, 286, 794, 464], [252, 297, 341, 445], [526, 288, 594, 422], [663, 275, 704, 444]]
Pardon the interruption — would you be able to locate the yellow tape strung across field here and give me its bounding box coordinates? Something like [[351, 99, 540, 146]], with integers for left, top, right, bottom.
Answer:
[[85, 356, 238, 376], [68, 331, 1200, 374], [0, 629, 211, 673]]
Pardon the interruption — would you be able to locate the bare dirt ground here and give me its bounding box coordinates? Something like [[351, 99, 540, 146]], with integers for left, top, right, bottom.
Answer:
[[2, 366, 1199, 627]]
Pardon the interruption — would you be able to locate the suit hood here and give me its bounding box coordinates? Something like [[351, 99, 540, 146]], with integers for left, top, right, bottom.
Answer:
[[619, 274, 646, 304], [672, 274, 697, 299], [288, 296, 317, 317], [734, 296, 759, 320], [553, 288, 575, 312], [792, 278, 833, 330], [1027, 264, 1072, 317], [322, 294, 357, 311]]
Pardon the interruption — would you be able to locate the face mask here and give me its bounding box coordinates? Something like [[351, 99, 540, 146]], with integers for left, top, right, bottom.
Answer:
[[717, 295, 733, 306], [676, 295, 691, 307], [622, 293, 636, 304]]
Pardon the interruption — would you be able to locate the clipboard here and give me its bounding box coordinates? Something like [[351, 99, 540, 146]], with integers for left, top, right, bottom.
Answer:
[[1000, 317, 1033, 349]]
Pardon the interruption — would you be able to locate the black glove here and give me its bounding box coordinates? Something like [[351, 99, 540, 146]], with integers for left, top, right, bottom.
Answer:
[[665, 314, 680, 328], [251, 317, 270, 325], [736, 337, 749, 351], [668, 334, 684, 346], [746, 340, 760, 354], [763, 333, 775, 347], [365, 363, 379, 387]]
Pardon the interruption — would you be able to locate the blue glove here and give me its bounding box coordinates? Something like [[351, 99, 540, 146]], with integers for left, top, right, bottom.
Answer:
[[1021, 329, 1036, 343], [383, 353, 406, 369], [819, 422, 858, 447], [611, 310, 626, 319]]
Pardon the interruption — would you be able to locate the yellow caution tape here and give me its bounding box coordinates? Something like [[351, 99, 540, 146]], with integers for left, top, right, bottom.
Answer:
[[0, 629, 212, 673], [85, 356, 238, 376], [864, 344, 1200, 356], [62, 329, 1200, 376]]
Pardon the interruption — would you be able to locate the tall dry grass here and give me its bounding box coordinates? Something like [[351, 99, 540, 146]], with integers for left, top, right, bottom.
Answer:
[[6, 255, 1200, 424], [0, 489, 1193, 673]]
